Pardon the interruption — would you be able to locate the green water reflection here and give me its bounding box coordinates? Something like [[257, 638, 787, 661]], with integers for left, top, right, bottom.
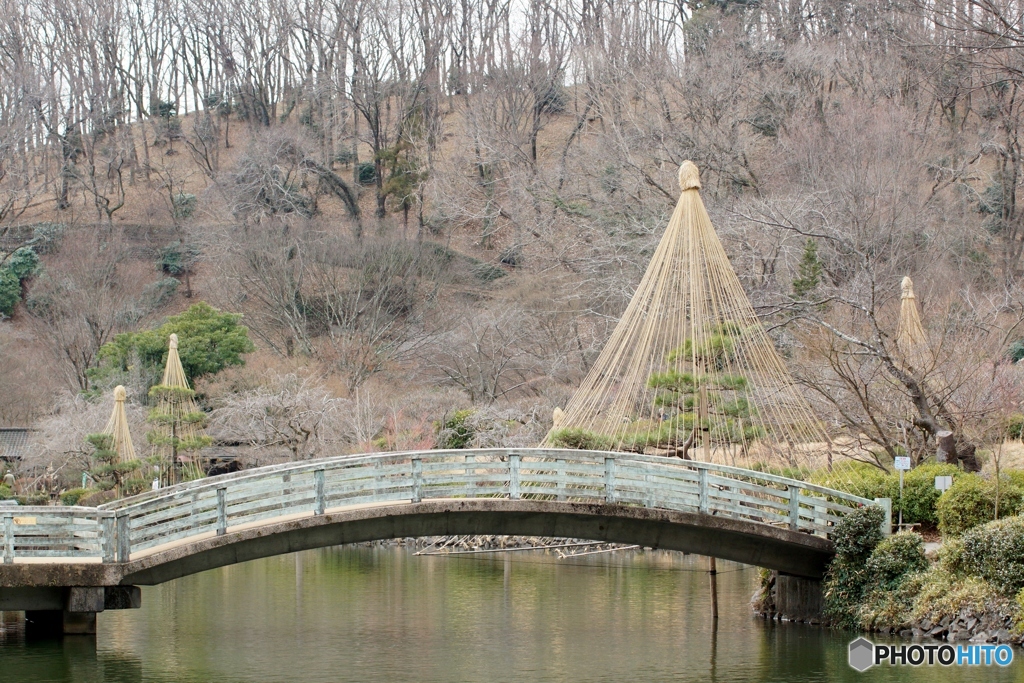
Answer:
[[1, 546, 1022, 682]]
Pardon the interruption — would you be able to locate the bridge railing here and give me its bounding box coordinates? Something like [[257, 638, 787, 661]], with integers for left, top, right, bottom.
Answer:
[[2, 507, 116, 563], [3, 449, 883, 563]]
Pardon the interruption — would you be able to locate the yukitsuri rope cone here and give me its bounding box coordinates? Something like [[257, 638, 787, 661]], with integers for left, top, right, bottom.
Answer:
[[148, 333, 211, 483], [544, 161, 827, 466], [896, 276, 931, 373], [103, 385, 137, 464]]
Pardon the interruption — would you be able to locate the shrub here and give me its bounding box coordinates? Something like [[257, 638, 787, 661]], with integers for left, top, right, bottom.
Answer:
[[60, 488, 90, 506], [0, 484, 12, 500], [864, 532, 929, 591], [822, 505, 886, 628], [832, 504, 886, 559], [356, 161, 376, 185], [857, 532, 929, 631], [937, 474, 1023, 536], [171, 192, 197, 220], [1006, 415, 1024, 440], [436, 409, 475, 449], [958, 516, 1024, 595], [547, 427, 613, 451], [1002, 469, 1024, 489], [0, 268, 19, 316], [895, 463, 961, 527], [809, 460, 890, 501], [16, 493, 49, 506], [159, 242, 199, 276]]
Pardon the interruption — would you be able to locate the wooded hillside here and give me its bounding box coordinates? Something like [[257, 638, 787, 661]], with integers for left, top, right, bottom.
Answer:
[[2, 0, 1024, 482]]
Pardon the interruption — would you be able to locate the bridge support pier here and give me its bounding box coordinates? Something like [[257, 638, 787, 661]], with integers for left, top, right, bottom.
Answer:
[[774, 573, 823, 623], [1, 586, 141, 637], [25, 609, 97, 636]]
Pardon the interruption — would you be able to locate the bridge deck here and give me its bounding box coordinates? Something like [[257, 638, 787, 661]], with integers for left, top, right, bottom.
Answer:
[[1, 449, 890, 581]]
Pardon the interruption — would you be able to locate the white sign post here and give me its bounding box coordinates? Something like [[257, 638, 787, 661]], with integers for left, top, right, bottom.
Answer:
[[934, 475, 953, 493], [894, 457, 911, 529]]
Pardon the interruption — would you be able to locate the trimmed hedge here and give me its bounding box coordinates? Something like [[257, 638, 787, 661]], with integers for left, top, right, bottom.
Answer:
[[808, 461, 889, 502], [894, 463, 961, 527], [958, 516, 1024, 595], [937, 474, 1023, 536], [59, 488, 90, 506]]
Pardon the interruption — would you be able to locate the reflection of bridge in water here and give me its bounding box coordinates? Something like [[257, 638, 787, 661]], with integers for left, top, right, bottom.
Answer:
[[0, 448, 890, 634]]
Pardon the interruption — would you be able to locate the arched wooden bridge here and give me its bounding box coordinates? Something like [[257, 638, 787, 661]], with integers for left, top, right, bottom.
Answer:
[[0, 448, 889, 632]]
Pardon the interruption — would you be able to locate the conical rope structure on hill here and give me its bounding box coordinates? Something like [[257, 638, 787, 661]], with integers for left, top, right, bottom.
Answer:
[[103, 385, 137, 464], [897, 276, 931, 374], [544, 161, 828, 465], [149, 333, 210, 483]]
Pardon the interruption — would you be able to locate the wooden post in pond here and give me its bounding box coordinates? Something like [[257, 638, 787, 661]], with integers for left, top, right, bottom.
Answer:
[[709, 556, 719, 619]]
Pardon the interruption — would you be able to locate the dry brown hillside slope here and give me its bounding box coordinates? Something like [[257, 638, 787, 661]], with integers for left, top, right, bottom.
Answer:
[[2, 2, 1024, 488]]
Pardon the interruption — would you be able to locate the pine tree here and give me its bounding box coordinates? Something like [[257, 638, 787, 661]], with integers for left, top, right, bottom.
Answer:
[[792, 239, 823, 298], [86, 433, 145, 495]]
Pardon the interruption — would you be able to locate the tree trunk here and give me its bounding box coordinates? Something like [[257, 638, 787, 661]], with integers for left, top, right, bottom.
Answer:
[[936, 430, 956, 463]]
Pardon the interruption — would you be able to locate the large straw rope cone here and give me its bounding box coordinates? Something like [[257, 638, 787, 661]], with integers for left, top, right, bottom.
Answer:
[[545, 161, 827, 462]]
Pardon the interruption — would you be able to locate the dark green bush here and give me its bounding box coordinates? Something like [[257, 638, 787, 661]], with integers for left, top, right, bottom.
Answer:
[[1006, 415, 1024, 440], [356, 161, 376, 185], [0, 484, 12, 500], [436, 409, 475, 449], [0, 246, 39, 316], [832, 504, 886, 559], [159, 243, 199, 276], [0, 268, 19, 316], [60, 488, 90, 506], [823, 505, 886, 628], [16, 493, 49, 506], [864, 532, 929, 592], [858, 535, 930, 631], [937, 474, 1023, 536], [547, 427, 613, 451], [958, 516, 1024, 595]]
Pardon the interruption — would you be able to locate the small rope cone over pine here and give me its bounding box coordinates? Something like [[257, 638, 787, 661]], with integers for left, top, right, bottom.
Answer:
[[103, 385, 137, 464], [544, 161, 828, 465], [896, 276, 931, 373], [148, 333, 211, 484]]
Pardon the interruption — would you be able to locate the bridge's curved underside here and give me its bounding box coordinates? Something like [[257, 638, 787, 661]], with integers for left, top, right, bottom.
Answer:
[[1, 500, 834, 591]]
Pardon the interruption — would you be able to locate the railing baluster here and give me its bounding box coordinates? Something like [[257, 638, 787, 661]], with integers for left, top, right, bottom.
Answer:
[[463, 454, 473, 489], [116, 511, 130, 562], [788, 485, 800, 531], [374, 460, 383, 497], [3, 512, 13, 564], [874, 497, 892, 536], [556, 459, 566, 501], [509, 454, 520, 499], [216, 487, 228, 536], [314, 469, 326, 515], [604, 458, 616, 504], [411, 457, 422, 502], [101, 514, 115, 563], [698, 467, 709, 514]]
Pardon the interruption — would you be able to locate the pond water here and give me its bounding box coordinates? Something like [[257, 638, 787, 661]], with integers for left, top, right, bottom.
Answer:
[[0, 545, 1020, 682]]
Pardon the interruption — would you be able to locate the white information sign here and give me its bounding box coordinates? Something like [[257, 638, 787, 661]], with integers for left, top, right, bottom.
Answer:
[[894, 456, 911, 471], [934, 475, 953, 492]]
